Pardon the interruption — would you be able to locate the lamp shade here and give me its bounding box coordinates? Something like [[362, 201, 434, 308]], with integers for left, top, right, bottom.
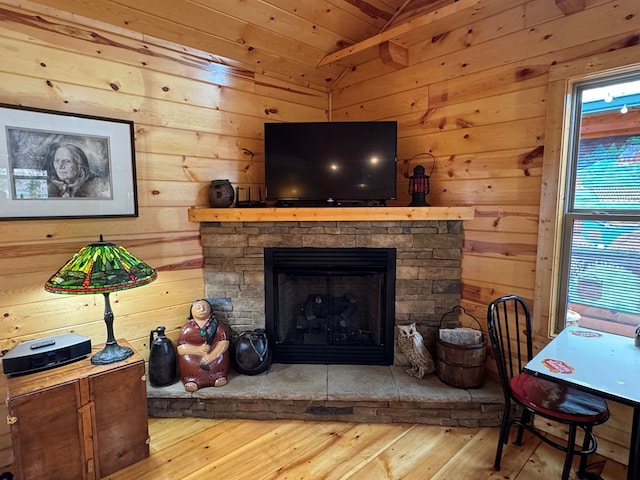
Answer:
[[45, 235, 157, 365], [45, 235, 156, 294]]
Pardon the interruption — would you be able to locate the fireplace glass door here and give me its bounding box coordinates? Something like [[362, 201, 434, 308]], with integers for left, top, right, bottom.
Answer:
[[264, 248, 395, 365]]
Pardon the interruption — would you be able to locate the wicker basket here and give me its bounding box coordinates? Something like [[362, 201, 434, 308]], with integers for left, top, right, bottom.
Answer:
[[436, 306, 486, 389]]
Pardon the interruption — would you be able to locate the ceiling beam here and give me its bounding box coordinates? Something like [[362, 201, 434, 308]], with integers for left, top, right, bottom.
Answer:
[[379, 40, 408, 68], [555, 0, 586, 15], [317, 0, 480, 68]]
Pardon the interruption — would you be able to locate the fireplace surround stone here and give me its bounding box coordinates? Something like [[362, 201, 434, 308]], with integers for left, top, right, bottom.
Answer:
[[201, 219, 463, 364]]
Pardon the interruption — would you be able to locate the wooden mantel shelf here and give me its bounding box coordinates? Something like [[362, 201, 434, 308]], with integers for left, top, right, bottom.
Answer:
[[188, 206, 475, 223]]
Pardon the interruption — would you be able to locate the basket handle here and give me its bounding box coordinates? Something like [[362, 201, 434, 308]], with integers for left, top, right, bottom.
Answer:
[[439, 305, 482, 331]]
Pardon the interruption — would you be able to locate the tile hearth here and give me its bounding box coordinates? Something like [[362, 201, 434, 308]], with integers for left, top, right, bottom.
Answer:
[[147, 364, 503, 426]]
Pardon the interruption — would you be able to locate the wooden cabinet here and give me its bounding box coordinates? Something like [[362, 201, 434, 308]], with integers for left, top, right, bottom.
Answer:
[[5, 341, 149, 480]]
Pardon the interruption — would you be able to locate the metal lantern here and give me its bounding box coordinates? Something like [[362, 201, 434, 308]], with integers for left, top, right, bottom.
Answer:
[[408, 164, 429, 206], [405, 153, 436, 206]]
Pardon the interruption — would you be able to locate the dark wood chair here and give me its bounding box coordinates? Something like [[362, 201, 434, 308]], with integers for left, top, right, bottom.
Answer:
[[487, 295, 610, 480]]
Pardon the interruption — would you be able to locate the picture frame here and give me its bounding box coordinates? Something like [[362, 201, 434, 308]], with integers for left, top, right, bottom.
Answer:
[[0, 103, 138, 220]]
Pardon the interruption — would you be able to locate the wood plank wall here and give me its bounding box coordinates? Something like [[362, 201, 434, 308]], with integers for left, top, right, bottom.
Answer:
[[331, 0, 639, 324], [0, 0, 328, 466], [0, 0, 327, 352], [0, 0, 638, 467], [329, 0, 639, 464]]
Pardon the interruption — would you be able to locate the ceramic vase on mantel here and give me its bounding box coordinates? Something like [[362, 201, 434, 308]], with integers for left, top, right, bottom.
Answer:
[[208, 179, 235, 208]]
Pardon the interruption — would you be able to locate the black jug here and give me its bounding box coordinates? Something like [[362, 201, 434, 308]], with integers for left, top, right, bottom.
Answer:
[[149, 326, 177, 387], [234, 329, 272, 375]]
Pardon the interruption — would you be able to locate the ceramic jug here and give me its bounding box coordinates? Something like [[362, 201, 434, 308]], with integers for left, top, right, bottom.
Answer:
[[149, 326, 177, 387], [234, 328, 272, 375], [208, 179, 235, 207]]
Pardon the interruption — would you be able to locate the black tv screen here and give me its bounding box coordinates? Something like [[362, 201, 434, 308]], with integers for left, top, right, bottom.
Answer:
[[264, 121, 397, 205]]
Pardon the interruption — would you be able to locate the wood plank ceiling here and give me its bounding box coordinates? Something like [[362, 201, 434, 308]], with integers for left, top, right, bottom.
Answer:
[[22, 0, 580, 91]]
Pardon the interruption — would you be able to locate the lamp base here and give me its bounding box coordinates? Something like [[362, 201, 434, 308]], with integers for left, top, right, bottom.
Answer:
[[91, 341, 134, 365]]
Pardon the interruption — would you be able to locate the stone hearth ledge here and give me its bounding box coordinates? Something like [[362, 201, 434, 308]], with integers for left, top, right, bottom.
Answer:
[[147, 364, 504, 426]]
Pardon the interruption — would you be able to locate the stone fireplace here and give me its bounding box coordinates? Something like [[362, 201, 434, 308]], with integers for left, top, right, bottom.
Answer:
[[148, 211, 503, 426], [200, 218, 463, 365]]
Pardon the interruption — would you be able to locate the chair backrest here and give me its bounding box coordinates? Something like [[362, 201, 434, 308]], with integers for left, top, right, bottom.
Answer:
[[487, 295, 533, 396]]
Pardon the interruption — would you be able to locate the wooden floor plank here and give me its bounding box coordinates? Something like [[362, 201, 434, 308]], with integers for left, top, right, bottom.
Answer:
[[286, 423, 419, 480], [176, 420, 354, 479], [603, 457, 629, 479], [105, 419, 285, 480], [303, 423, 418, 480], [430, 427, 538, 479], [183, 422, 410, 480], [346, 425, 478, 480], [100, 417, 628, 480], [517, 446, 572, 480], [146, 417, 229, 453]]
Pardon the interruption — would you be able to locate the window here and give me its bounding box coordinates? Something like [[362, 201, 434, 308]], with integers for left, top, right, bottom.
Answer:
[[559, 75, 640, 335], [535, 46, 640, 338]]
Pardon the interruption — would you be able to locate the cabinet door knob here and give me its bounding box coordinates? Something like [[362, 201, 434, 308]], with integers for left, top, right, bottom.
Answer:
[[6, 416, 16, 425]]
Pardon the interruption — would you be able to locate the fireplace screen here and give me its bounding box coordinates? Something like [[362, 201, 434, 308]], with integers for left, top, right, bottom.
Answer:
[[264, 248, 395, 365], [278, 273, 382, 345]]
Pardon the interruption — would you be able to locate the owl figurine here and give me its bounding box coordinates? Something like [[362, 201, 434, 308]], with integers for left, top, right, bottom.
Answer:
[[397, 323, 436, 378]]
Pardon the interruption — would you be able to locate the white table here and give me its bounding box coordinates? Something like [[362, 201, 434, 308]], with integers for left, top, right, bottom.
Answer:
[[524, 326, 640, 480]]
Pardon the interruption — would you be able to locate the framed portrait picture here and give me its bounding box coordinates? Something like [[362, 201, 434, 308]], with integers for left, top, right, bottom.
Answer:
[[0, 103, 138, 220]]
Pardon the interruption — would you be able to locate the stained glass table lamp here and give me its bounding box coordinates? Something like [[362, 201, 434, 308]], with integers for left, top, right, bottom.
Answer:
[[45, 234, 157, 365]]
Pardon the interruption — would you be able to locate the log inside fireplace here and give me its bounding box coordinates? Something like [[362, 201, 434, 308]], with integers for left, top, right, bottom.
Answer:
[[264, 247, 396, 365]]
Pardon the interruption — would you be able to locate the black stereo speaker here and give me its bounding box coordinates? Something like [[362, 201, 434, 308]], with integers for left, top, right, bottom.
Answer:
[[2, 333, 91, 376]]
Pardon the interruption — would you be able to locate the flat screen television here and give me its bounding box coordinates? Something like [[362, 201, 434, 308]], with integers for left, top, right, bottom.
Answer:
[[264, 121, 397, 206]]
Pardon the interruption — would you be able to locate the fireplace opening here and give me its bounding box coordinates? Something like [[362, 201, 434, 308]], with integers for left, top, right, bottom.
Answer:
[[264, 248, 396, 365]]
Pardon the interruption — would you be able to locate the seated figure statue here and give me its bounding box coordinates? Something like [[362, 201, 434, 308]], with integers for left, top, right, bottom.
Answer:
[[177, 298, 230, 391]]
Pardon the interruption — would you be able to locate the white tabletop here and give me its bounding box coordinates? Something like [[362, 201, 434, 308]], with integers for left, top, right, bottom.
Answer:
[[525, 326, 640, 407]]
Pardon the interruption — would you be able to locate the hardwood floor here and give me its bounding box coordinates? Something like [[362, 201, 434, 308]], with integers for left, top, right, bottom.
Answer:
[[104, 417, 628, 480]]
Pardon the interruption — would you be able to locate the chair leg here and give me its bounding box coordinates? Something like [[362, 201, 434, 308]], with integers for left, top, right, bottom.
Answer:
[[515, 408, 532, 445], [494, 404, 511, 470], [562, 424, 578, 480], [577, 426, 595, 478]]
